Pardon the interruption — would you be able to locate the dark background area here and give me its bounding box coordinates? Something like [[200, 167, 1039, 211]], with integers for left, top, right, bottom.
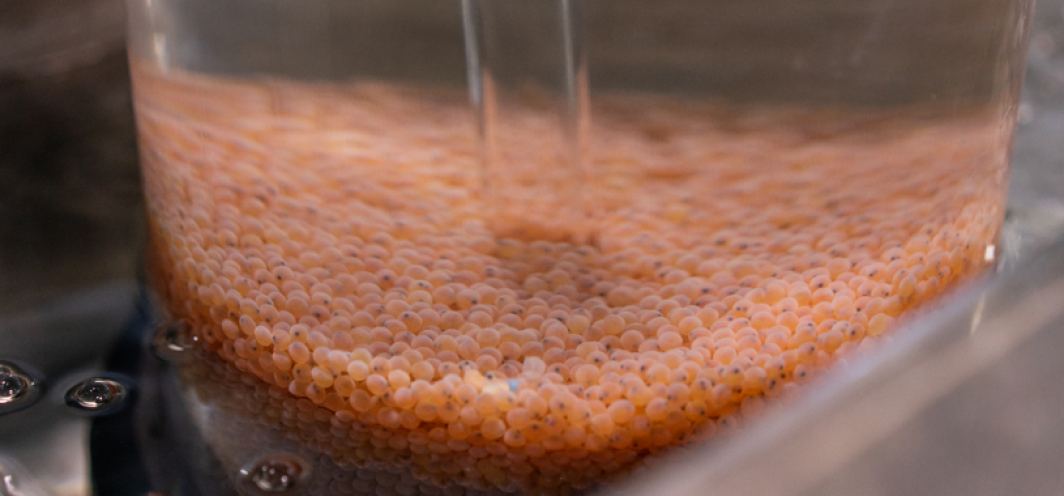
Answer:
[[0, 0, 141, 314]]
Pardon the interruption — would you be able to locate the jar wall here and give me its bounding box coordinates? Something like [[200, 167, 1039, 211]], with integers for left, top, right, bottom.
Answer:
[[124, 0, 1032, 493]]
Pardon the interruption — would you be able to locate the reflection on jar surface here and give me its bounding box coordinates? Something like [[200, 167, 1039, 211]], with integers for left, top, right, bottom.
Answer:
[[127, 0, 1031, 493]]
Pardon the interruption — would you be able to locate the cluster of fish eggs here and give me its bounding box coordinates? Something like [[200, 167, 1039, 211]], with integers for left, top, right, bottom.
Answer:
[[133, 66, 1007, 492], [185, 348, 651, 494]]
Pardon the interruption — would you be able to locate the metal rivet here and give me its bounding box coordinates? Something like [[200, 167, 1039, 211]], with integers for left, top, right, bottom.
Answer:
[[0, 373, 27, 405], [65, 377, 127, 415], [0, 362, 41, 415], [151, 319, 197, 360], [240, 455, 307, 493]]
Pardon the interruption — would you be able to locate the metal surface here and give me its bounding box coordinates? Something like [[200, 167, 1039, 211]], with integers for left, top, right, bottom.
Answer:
[[0, 1, 140, 494]]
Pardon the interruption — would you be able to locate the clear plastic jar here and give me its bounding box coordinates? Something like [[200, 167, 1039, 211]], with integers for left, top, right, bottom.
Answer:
[[125, 0, 1033, 493]]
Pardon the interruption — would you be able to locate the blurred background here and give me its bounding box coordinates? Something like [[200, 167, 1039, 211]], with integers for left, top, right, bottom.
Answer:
[[2, 0, 1064, 494]]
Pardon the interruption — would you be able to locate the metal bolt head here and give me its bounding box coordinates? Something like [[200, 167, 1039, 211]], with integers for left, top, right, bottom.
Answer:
[[65, 377, 127, 414], [151, 319, 197, 360], [0, 373, 27, 405], [241, 455, 306, 493], [0, 361, 41, 415]]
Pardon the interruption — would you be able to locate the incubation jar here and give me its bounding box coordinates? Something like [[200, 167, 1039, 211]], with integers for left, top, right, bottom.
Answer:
[[125, 0, 1033, 493]]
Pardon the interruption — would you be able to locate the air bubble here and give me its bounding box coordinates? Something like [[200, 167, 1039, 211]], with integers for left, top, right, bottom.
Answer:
[[65, 377, 128, 415], [241, 455, 306, 493], [0, 361, 41, 415]]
